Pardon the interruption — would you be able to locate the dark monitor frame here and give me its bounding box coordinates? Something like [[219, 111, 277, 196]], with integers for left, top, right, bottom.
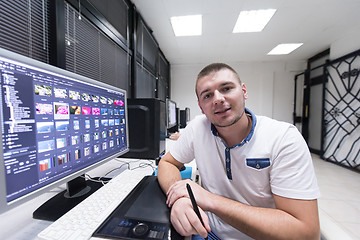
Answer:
[[166, 98, 177, 129], [185, 107, 190, 122], [179, 107, 190, 129]]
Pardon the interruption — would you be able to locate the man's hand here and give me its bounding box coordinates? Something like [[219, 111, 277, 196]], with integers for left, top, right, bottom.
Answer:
[[166, 180, 212, 237], [166, 179, 210, 210], [170, 197, 211, 238], [157, 154, 211, 237]]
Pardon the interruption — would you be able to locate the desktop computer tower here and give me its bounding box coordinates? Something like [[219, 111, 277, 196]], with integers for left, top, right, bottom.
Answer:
[[123, 98, 166, 160]]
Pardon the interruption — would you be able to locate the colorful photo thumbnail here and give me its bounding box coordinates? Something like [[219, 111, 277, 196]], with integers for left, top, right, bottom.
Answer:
[[36, 103, 53, 115], [54, 88, 67, 98], [36, 122, 54, 134], [70, 106, 81, 115], [38, 139, 55, 153], [69, 90, 81, 100], [35, 85, 52, 97], [82, 107, 91, 115], [54, 103, 69, 119]]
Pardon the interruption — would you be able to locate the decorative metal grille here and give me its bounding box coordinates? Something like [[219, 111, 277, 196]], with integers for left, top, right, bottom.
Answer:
[[323, 51, 360, 170]]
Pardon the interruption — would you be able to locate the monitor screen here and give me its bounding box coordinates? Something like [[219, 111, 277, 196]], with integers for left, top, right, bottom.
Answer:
[[166, 99, 177, 129], [0, 48, 129, 215], [185, 107, 190, 122]]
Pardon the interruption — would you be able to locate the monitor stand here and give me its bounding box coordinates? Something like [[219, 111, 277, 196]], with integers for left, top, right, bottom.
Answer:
[[33, 174, 110, 221]]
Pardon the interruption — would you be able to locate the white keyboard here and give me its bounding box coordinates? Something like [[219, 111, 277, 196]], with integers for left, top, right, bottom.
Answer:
[[37, 168, 153, 240]]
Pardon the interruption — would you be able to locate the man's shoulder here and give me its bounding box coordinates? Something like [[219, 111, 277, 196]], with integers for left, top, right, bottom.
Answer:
[[193, 114, 208, 121], [256, 115, 292, 126], [255, 115, 297, 135], [188, 114, 210, 126], [182, 114, 212, 137]]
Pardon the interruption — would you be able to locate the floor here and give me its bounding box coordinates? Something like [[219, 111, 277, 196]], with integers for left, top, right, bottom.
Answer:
[[313, 154, 360, 240]]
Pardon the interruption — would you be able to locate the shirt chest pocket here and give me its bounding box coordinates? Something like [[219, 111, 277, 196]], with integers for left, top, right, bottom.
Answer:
[[246, 158, 271, 170]]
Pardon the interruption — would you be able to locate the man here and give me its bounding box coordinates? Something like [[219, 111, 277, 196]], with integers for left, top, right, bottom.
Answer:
[[157, 63, 320, 240]]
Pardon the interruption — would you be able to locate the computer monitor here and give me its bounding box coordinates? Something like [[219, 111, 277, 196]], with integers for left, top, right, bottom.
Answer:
[[0, 48, 129, 220], [180, 107, 190, 128], [166, 99, 177, 129]]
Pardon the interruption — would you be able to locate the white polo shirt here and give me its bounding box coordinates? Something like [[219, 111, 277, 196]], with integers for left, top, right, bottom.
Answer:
[[169, 108, 320, 240]]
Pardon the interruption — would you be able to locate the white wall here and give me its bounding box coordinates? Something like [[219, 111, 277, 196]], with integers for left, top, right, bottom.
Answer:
[[169, 27, 360, 124], [170, 61, 306, 124], [330, 31, 360, 60]]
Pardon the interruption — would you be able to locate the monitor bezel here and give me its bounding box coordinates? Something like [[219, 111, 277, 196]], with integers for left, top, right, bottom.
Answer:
[[166, 98, 177, 129], [0, 47, 129, 214]]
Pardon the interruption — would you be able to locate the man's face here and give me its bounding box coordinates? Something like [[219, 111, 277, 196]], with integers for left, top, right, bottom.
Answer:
[[196, 68, 248, 128]]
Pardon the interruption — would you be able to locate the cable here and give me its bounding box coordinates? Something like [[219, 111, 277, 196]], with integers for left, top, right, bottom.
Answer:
[[115, 158, 155, 172], [81, 174, 111, 186], [79, 159, 156, 187], [103, 162, 130, 177], [130, 162, 156, 172]]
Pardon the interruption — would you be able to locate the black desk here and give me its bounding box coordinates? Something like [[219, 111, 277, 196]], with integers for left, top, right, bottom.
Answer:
[[93, 175, 183, 240]]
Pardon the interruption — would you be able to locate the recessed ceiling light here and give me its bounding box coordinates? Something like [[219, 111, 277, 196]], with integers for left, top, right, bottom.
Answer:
[[267, 43, 304, 55], [233, 9, 277, 33], [170, 15, 202, 37]]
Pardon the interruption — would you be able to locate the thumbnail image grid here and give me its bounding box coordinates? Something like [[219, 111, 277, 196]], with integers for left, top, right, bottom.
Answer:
[[34, 82, 126, 173]]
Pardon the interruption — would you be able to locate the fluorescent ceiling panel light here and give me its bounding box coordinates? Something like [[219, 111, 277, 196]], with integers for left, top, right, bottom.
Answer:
[[267, 43, 304, 55], [233, 9, 276, 33], [170, 15, 202, 37]]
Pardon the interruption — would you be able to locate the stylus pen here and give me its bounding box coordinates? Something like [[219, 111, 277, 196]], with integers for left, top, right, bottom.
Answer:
[[186, 183, 208, 240]]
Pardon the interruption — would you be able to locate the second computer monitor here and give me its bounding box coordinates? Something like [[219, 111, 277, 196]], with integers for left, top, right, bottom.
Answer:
[[166, 99, 177, 129]]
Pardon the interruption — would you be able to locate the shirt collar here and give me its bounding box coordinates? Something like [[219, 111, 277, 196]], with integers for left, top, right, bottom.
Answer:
[[211, 107, 257, 146]]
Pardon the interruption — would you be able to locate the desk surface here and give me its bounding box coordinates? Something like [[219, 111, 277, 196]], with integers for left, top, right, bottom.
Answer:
[[0, 139, 195, 240], [0, 158, 156, 240]]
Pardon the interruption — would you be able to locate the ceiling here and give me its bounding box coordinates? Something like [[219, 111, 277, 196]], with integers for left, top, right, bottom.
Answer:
[[131, 0, 360, 65]]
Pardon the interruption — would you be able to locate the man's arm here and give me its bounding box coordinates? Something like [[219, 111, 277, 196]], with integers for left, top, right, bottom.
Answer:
[[159, 152, 320, 239], [157, 152, 211, 238], [208, 192, 320, 240], [167, 180, 320, 240], [157, 151, 183, 193]]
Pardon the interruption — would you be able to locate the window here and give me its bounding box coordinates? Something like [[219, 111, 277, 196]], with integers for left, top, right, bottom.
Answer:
[[0, 0, 51, 63]]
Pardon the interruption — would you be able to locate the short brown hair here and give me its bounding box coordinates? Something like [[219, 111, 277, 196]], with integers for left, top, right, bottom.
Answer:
[[195, 63, 241, 97]]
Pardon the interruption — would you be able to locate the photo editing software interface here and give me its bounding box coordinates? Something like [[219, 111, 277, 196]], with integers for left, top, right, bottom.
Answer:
[[0, 51, 128, 206]]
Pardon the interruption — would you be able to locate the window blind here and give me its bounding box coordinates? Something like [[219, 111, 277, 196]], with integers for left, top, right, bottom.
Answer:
[[0, 0, 50, 63], [65, 2, 130, 92]]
